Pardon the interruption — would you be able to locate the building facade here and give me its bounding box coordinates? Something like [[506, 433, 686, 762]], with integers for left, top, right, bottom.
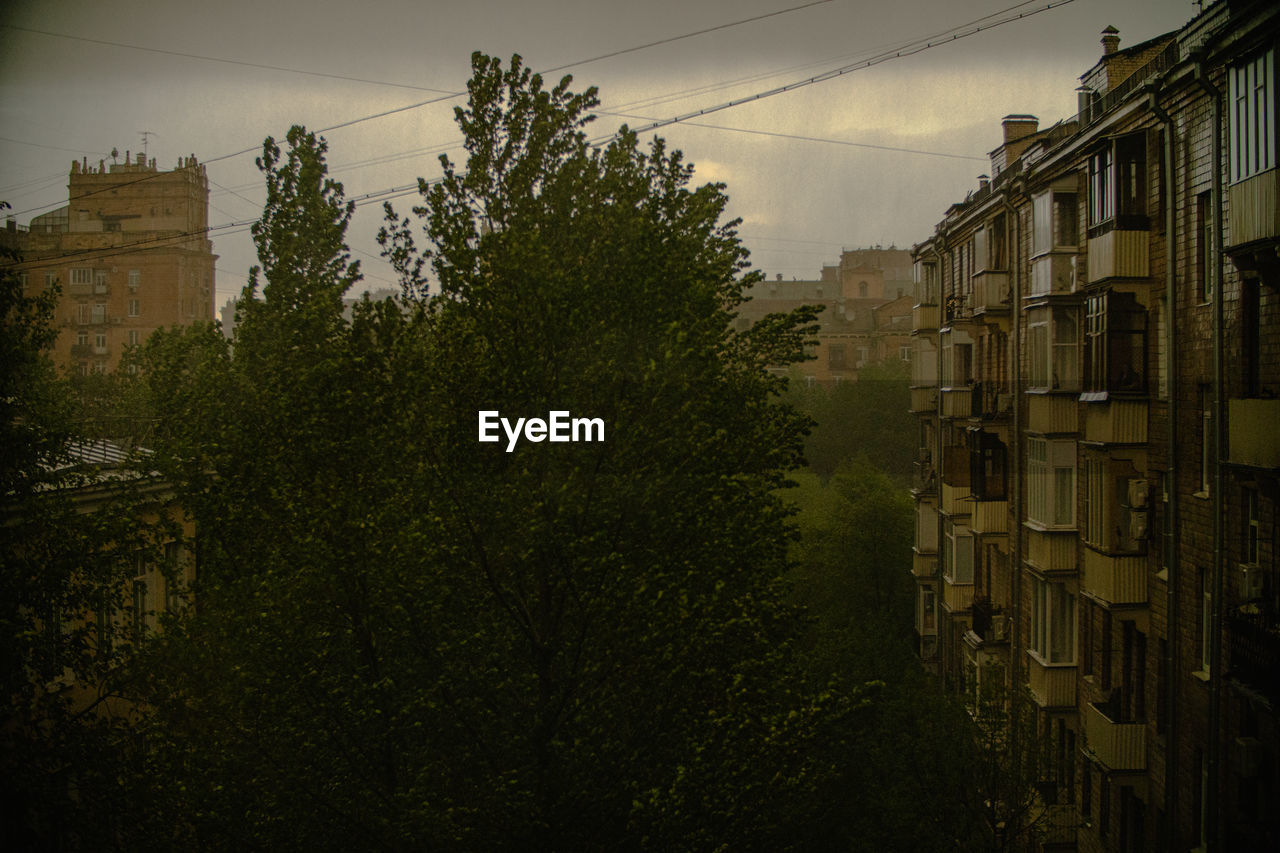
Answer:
[[741, 246, 914, 384], [910, 2, 1278, 850], [4, 151, 216, 374]]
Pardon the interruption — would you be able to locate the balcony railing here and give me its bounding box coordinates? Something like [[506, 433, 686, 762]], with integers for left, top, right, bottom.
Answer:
[[943, 577, 974, 612], [1228, 609, 1280, 700], [1227, 168, 1280, 248], [940, 385, 977, 419], [1077, 40, 1179, 129], [1086, 229, 1150, 283], [1229, 399, 1280, 469], [910, 385, 938, 414], [1084, 700, 1146, 771], [970, 499, 1008, 535], [912, 302, 940, 331], [1084, 399, 1148, 444], [971, 271, 1010, 313]]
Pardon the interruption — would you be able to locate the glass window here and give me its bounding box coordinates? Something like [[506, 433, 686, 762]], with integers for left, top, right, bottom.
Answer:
[[1029, 437, 1076, 528], [1028, 306, 1080, 391], [1031, 576, 1077, 664], [1230, 48, 1275, 183]]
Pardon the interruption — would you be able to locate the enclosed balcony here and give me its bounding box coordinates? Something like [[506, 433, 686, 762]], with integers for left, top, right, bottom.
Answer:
[[1026, 393, 1077, 434], [1030, 253, 1078, 296], [940, 385, 976, 419], [910, 385, 938, 414], [1086, 229, 1149, 282], [1230, 398, 1280, 469], [970, 500, 1008, 535], [1026, 654, 1076, 708], [1025, 527, 1077, 574], [943, 576, 974, 612], [1084, 700, 1145, 771], [972, 271, 1011, 314], [1081, 548, 1147, 606], [913, 302, 940, 331], [1228, 609, 1280, 701], [1084, 399, 1147, 444], [941, 483, 971, 517], [1227, 168, 1280, 248]]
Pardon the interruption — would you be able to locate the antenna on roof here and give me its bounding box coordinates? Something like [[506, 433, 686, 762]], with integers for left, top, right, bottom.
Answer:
[[139, 130, 155, 159]]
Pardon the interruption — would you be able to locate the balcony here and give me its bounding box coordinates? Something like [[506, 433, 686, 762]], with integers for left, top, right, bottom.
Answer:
[[1227, 609, 1280, 701], [1082, 547, 1147, 606], [971, 271, 1011, 314], [1227, 168, 1280, 248], [913, 302, 940, 331], [940, 385, 976, 419], [912, 550, 937, 579], [941, 483, 971, 517], [1026, 654, 1076, 708], [1026, 393, 1077, 434], [70, 343, 92, 358], [912, 459, 938, 494], [970, 499, 1008, 535], [1086, 229, 1150, 283], [1025, 526, 1076, 574], [971, 597, 1009, 643], [1229, 398, 1280, 469], [1083, 399, 1147, 444], [1029, 253, 1078, 296], [943, 576, 974, 612], [910, 385, 938, 414], [1084, 700, 1145, 771]]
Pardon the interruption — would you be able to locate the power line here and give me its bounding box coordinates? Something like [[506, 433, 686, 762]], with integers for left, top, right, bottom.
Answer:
[[613, 0, 1073, 140], [0, 135, 109, 157], [540, 0, 833, 74], [0, 24, 458, 94]]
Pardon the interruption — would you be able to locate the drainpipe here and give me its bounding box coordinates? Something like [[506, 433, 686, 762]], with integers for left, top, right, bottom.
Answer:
[[1192, 59, 1225, 853], [999, 186, 1024, 704], [1148, 84, 1182, 849], [1000, 182, 1025, 776], [928, 233, 948, 684]]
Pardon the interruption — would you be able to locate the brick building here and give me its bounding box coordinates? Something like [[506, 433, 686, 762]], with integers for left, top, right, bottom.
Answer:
[[4, 151, 216, 373], [909, 2, 1278, 850], [740, 246, 913, 384]]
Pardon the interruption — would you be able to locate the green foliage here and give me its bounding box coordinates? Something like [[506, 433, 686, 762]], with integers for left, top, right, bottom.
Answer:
[[131, 54, 853, 850], [783, 358, 914, 481]]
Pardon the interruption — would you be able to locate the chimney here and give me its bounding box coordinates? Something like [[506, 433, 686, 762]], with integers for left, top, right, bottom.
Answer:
[[136, 152, 145, 166], [1002, 114, 1039, 144], [1101, 25, 1120, 56]]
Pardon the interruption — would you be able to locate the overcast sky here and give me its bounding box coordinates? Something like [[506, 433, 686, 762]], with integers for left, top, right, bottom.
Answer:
[[1, 0, 1201, 308]]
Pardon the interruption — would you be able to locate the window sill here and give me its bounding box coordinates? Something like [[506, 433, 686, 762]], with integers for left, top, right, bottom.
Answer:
[[1191, 669, 1211, 684], [1027, 649, 1077, 668], [1192, 490, 1210, 501], [1155, 568, 1169, 584]]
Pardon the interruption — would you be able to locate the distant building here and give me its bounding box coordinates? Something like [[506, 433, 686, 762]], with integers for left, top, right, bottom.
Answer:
[[4, 151, 217, 373], [740, 246, 913, 384], [909, 3, 1279, 851]]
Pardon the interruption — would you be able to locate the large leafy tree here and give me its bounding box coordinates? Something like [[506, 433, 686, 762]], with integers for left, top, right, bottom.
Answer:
[[134, 55, 853, 851]]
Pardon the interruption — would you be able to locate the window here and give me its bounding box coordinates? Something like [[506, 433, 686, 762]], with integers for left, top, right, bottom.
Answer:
[[973, 228, 988, 272], [916, 502, 939, 552], [128, 298, 140, 317], [1229, 48, 1275, 183], [1033, 190, 1080, 257], [1200, 568, 1212, 674], [1028, 437, 1076, 528], [128, 269, 140, 288], [1027, 305, 1080, 391], [76, 330, 88, 346], [916, 260, 938, 305], [912, 337, 937, 386], [944, 521, 974, 585], [127, 329, 141, 347], [91, 303, 106, 324], [920, 584, 937, 633], [77, 303, 90, 325], [858, 281, 868, 297], [93, 270, 107, 292], [1154, 298, 1168, 399], [1244, 487, 1260, 565], [94, 332, 107, 353], [990, 213, 1008, 270], [1200, 386, 1213, 496], [1085, 291, 1146, 395], [942, 329, 973, 387], [856, 346, 869, 368], [1197, 192, 1214, 302], [899, 344, 911, 362], [1082, 454, 1146, 553], [44, 271, 57, 288], [1030, 576, 1076, 663], [828, 344, 847, 369], [969, 429, 1007, 501], [1089, 133, 1147, 232], [69, 267, 92, 286]]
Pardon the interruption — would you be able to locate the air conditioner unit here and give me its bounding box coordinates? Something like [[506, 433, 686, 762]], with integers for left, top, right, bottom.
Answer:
[[1127, 479, 1150, 508], [1129, 510, 1149, 541], [1238, 562, 1263, 601], [990, 615, 1009, 642]]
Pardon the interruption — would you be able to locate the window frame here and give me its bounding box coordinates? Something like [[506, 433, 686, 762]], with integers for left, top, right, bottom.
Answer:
[[1028, 437, 1077, 529], [1030, 576, 1077, 664], [1027, 305, 1081, 392], [1229, 47, 1275, 184]]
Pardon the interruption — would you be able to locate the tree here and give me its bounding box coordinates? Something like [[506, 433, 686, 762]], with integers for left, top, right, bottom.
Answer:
[[134, 55, 855, 851]]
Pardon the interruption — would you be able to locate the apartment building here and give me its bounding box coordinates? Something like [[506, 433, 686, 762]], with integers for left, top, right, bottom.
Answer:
[[909, 2, 1278, 850], [4, 151, 217, 373], [740, 246, 914, 384]]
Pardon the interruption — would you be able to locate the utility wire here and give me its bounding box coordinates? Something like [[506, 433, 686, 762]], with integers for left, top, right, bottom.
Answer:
[[0, 24, 458, 94]]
